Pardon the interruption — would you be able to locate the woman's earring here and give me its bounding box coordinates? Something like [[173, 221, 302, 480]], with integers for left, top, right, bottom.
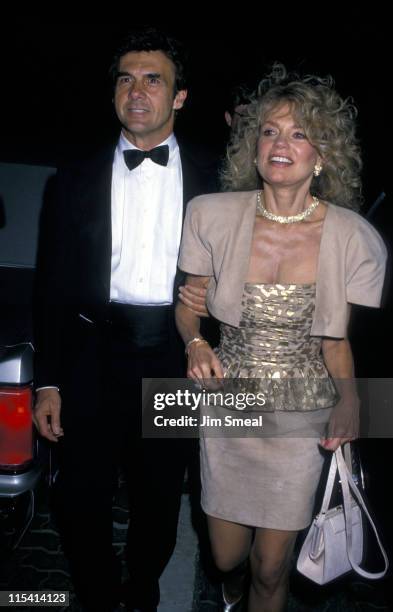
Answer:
[[253, 158, 257, 166], [313, 162, 322, 177]]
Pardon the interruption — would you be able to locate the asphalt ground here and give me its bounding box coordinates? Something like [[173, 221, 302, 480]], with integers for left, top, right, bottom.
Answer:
[[0, 476, 391, 612]]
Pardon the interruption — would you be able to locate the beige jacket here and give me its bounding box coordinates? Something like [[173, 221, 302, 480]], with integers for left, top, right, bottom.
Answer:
[[178, 191, 387, 338]]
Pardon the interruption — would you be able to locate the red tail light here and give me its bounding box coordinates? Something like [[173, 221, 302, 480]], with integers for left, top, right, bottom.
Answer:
[[0, 385, 33, 468]]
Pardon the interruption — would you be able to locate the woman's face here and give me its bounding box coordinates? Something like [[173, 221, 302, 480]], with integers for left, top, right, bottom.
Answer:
[[256, 103, 321, 190]]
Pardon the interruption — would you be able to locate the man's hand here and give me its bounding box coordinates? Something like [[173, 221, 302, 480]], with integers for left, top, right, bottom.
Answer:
[[179, 284, 208, 317], [33, 388, 63, 442]]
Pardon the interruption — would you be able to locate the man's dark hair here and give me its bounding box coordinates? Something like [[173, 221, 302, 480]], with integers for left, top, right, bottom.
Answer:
[[225, 83, 253, 115], [109, 26, 188, 94]]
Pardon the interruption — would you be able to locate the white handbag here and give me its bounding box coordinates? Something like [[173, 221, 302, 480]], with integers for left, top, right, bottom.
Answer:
[[297, 444, 389, 584]]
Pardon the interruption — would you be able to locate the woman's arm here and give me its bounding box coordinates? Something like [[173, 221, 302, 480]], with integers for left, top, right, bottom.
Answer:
[[175, 274, 223, 383], [320, 334, 360, 451]]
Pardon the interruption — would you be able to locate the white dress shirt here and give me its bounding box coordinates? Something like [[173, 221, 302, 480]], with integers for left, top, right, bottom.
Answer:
[[110, 133, 183, 305]]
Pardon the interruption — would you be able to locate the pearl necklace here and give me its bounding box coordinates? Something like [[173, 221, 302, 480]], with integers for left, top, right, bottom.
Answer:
[[256, 191, 320, 224]]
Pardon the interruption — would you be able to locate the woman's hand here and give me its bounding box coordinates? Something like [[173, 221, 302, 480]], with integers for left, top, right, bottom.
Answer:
[[178, 283, 209, 317], [319, 437, 354, 452], [320, 335, 360, 452], [187, 341, 224, 388], [319, 394, 360, 451], [175, 274, 220, 387]]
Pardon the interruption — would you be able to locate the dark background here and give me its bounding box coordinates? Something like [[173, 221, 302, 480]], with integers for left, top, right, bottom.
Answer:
[[0, 20, 390, 212]]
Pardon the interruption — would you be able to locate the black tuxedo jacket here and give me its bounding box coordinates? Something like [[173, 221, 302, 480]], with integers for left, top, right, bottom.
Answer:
[[34, 141, 217, 389]]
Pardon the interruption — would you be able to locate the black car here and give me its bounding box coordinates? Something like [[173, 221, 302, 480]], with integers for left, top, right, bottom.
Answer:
[[0, 161, 55, 553]]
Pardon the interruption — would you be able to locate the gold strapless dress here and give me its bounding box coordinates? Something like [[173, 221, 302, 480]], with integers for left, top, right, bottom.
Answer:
[[200, 284, 337, 530]]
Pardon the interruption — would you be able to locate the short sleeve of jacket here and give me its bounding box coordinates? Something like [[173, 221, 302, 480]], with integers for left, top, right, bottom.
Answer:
[[346, 219, 387, 307], [178, 198, 214, 276]]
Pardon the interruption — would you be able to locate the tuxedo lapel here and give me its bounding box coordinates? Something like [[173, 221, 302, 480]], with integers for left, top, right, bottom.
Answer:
[[75, 147, 114, 305], [174, 145, 217, 300], [180, 149, 204, 218]]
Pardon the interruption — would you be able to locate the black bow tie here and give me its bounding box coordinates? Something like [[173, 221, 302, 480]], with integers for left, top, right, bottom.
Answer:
[[123, 145, 169, 171]]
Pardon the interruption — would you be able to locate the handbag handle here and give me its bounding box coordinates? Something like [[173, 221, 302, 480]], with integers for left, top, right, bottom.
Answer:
[[309, 444, 356, 560], [335, 445, 389, 579], [318, 442, 353, 515]]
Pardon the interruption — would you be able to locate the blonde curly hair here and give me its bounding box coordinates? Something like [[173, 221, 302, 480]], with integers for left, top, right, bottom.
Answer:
[[221, 64, 363, 209]]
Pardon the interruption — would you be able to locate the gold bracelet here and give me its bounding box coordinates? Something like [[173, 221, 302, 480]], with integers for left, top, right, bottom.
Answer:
[[185, 337, 209, 356]]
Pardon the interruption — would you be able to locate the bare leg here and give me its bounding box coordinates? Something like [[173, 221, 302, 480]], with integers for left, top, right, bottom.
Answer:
[[207, 515, 252, 603], [248, 527, 298, 612]]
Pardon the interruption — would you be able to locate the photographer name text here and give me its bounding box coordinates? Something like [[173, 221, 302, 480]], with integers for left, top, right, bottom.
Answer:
[[153, 414, 263, 428]]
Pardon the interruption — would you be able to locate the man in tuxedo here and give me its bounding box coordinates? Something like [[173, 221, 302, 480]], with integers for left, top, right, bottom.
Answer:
[[33, 27, 215, 612]]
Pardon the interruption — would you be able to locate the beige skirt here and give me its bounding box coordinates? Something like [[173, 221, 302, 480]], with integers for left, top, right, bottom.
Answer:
[[200, 408, 330, 531]]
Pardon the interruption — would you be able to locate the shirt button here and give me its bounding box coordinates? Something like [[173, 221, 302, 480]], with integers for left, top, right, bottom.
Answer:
[[139, 278, 143, 283]]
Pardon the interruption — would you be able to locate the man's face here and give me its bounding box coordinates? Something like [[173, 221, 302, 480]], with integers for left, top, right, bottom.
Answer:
[[114, 51, 187, 148]]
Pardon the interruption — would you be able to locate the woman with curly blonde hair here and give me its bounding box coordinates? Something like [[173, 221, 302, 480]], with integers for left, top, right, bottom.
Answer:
[[176, 65, 386, 611], [222, 64, 362, 208]]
